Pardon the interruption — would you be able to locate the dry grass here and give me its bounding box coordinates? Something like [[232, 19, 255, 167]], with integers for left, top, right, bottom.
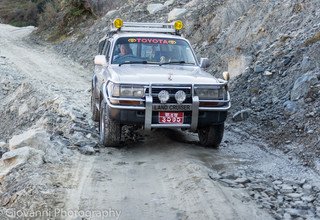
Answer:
[[304, 32, 320, 46]]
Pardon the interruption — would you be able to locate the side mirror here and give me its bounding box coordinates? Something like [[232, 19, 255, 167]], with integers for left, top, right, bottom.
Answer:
[[94, 55, 107, 66], [223, 71, 230, 81], [200, 58, 210, 68]]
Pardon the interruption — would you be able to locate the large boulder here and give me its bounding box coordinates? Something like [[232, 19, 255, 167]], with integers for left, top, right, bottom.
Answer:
[[9, 129, 50, 150], [168, 8, 187, 22], [9, 129, 64, 163], [147, 4, 165, 14], [228, 56, 253, 78], [0, 147, 44, 180]]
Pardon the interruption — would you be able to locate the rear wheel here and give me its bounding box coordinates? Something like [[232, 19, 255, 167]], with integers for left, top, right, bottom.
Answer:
[[91, 85, 99, 122], [99, 100, 121, 147], [198, 123, 224, 148]]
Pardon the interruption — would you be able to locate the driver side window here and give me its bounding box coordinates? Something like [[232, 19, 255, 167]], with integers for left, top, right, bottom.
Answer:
[[113, 44, 132, 61], [112, 43, 141, 64]]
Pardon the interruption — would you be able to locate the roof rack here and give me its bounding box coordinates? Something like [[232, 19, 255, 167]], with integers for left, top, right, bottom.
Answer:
[[110, 19, 183, 36]]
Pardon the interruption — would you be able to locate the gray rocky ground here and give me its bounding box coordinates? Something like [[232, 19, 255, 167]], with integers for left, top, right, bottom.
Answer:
[[0, 0, 320, 219]]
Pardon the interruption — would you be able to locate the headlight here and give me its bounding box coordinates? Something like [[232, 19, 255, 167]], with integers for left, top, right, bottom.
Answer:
[[195, 86, 225, 99], [108, 83, 145, 98], [108, 83, 120, 97], [120, 85, 145, 97]]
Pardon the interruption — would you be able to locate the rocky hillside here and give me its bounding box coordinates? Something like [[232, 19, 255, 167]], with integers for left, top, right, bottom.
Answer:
[[39, 0, 320, 168], [0, 2, 320, 218]]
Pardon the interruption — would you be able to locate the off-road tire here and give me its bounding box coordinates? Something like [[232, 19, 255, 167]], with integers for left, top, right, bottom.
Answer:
[[198, 123, 224, 148], [91, 85, 99, 122], [99, 100, 121, 147]]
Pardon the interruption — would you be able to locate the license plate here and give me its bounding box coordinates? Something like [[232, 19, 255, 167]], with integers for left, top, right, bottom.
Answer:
[[159, 112, 184, 124], [153, 104, 191, 111]]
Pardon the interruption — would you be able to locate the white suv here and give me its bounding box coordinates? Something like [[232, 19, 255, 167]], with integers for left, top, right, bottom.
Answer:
[[91, 19, 231, 148]]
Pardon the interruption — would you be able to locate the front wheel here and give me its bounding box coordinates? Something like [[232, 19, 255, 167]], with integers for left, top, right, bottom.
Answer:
[[99, 100, 121, 147], [198, 124, 224, 148]]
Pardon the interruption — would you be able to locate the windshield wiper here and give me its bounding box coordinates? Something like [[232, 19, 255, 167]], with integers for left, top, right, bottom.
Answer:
[[159, 61, 194, 66], [119, 60, 148, 66]]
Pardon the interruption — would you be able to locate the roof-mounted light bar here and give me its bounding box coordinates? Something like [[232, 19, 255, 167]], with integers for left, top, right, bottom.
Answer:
[[112, 18, 184, 35]]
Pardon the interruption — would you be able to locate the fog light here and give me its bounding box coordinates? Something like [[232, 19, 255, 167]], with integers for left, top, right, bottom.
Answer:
[[158, 90, 170, 103], [175, 90, 186, 104]]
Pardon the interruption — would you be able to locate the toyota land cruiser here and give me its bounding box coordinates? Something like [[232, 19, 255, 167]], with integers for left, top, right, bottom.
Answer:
[[91, 19, 231, 148]]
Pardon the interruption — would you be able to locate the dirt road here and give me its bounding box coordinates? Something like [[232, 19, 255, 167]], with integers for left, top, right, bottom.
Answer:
[[64, 131, 273, 220], [0, 24, 89, 111], [1, 24, 320, 220]]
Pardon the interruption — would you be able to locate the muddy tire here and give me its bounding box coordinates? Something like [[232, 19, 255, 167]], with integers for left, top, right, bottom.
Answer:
[[91, 86, 99, 122], [198, 123, 224, 148], [99, 100, 121, 147]]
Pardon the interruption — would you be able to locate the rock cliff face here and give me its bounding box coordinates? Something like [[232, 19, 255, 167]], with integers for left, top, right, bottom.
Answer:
[[49, 0, 320, 166]]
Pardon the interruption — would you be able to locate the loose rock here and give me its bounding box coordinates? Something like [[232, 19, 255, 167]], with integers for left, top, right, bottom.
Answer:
[[9, 129, 50, 150], [168, 8, 187, 21], [0, 146, 44, 179], [291, 71, 319, 101], [283, 100, 298, 116], [78, 145, 95, 155], [0, 141, 6, 148], [254, 64, 264, 73], [147, 4, 165, 14], [232, 109, 251, 122]]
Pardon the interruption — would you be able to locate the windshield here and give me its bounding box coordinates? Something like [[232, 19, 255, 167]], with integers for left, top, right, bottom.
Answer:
[[111, 37, 197, 65]]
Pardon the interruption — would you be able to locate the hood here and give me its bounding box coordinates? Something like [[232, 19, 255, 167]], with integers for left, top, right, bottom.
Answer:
[[108, 64, 220, 85]]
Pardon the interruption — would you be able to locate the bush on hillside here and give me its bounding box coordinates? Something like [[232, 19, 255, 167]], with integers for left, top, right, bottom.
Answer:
[[0, 0, 128, 40], [37, 0, 96, 40], [0, 0, 39, 26]]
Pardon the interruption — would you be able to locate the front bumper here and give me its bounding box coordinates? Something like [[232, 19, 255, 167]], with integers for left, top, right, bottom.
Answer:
[[107, 106, 228, 129], [103, 83, 231, 131]]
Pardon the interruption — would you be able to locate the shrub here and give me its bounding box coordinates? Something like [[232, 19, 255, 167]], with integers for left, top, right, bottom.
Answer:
[[37, 0, 60, 31], [0, 0, 52, 27], [37, 0, 96, 41], [0, 1, 37, 26]]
